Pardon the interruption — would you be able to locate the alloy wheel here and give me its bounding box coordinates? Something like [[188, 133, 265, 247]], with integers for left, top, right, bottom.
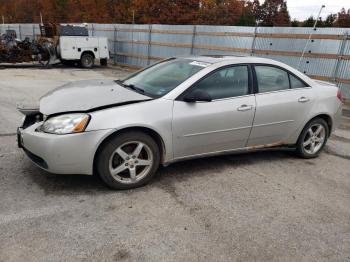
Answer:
[[302, 123, 326, 155], [109, 141, 153, 184]]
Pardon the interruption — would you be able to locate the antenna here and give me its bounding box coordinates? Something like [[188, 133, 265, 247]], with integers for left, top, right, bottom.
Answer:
[[297, 5, 325, 70]]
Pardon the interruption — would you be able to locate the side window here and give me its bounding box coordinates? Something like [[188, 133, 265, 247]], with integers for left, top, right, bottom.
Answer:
[[255, 66, 290, 93], [191, 66, 249, 100], [290, 74, 306, 89]]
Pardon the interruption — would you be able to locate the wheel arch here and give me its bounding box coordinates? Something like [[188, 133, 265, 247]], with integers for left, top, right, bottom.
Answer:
[[308, 114, 333, 136], [81, 50, 95, 59], [93, 126, 166, 174], [297, 113, 333, 142]]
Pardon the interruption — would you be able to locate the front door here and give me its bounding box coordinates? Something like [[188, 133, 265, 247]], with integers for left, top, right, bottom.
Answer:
[[172, 65, 256, 159]]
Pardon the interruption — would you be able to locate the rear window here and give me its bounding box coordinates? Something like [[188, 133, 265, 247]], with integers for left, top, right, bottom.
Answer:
[[290, 74, 306, 89], [255, 66, 290, 93]]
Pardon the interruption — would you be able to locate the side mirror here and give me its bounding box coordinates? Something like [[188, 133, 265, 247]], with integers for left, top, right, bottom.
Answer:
[[183, 89, 212, 103]]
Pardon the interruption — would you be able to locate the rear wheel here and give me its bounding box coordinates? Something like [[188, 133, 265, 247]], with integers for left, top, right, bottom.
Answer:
[[80, 53, 94, 69], [296, 118, 329, 158], [96, 132, 160, 190]]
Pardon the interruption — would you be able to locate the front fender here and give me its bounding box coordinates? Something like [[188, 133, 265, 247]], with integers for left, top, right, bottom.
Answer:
[[86, 98, 174, 162]]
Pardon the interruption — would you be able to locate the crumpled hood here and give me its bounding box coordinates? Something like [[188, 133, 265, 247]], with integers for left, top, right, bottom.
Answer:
[[40, 79, 151, 115]]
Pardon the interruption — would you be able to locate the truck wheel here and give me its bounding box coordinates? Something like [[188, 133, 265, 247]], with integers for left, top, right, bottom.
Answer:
[[100, 58, 108, 66], [80, 53, 94, 69]]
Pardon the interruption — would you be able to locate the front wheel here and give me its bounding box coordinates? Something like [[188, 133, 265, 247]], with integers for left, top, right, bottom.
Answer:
[[296, 118, 329, 158], [96, 132, 160, 190]]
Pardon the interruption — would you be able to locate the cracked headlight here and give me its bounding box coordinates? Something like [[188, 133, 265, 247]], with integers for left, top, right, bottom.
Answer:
[[41, 114, 90, 134]]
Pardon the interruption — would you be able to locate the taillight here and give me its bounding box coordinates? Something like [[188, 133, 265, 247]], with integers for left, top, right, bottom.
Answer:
[[337, 88, 343, 102]]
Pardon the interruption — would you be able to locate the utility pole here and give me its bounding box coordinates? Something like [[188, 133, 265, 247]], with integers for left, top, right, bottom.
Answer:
[[2, 15, 4, 25], [297, 5, 325, 69]]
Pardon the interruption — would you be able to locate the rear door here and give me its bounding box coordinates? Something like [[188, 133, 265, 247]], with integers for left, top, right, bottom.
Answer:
[[247, 65, 315, 147], [172, 65, 256, 159]]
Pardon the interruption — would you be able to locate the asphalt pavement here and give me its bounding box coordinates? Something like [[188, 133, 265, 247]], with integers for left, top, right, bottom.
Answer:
[[0, 65, 349, 262]]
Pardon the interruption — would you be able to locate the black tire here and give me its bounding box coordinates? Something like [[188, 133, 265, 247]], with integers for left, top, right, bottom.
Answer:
[[296, 118, 329, 159], [100, 58, 108, 66], [96, 132, 160, 190], [80, 53, 94, 69]]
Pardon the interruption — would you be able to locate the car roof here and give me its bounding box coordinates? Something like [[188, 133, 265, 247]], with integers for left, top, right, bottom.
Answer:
[[181, 55, 281, 65]]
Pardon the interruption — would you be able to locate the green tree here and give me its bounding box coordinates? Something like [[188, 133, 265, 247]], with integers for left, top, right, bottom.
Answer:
[[302, 16, 316, 27], [235, 1, 256, 26], [291, 19, 299, 27], [323, 14, 336, 27]]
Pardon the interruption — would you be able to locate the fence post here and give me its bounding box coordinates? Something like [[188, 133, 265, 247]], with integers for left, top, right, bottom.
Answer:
[[113, 26, 118, 65], [251, 26, 258, 56], [131, 24, 134, 63], [333, 32, 348, 84], [190, 25, 197, 55], [18, 24, 22, 40], [147, 24, 152, 65], [32, 24, 35, 40]]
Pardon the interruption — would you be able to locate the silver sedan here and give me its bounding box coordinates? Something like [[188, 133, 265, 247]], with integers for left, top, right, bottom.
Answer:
[[17, 56, 343, 189]]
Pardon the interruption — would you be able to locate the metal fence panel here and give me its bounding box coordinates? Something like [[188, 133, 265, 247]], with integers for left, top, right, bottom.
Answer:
[[0, 23, 349, 97]]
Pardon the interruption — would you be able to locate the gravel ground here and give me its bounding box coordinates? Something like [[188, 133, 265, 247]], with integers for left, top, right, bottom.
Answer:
[[0, 65, 349, 262]]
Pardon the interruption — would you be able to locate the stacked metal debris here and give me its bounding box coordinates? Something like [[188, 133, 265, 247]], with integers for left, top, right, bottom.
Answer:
[[0, 29, 51, 65]]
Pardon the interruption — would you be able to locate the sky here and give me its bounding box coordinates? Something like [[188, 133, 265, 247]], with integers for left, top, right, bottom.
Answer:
[[283, 0, 350, 20]]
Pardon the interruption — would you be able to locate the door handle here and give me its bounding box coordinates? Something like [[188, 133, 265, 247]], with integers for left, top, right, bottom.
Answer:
[[237, 105, 253, 111], [298, 97, 310, 103]]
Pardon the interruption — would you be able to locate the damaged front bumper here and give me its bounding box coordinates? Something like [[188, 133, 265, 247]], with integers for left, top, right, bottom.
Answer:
[[17, 111, 113, 175]]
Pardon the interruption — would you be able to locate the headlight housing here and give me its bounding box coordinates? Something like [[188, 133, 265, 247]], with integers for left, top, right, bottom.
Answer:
[[41, 113, 90, 134]]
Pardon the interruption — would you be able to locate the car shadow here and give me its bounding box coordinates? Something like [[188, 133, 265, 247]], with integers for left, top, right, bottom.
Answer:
[[25, 149, 295, 195]]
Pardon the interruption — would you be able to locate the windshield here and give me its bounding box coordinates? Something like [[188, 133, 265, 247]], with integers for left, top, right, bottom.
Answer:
[[121, 59, 209, 98]]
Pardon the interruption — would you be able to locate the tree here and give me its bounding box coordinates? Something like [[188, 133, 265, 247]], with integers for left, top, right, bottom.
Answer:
[[197, 0, 244, 25], [251, 0, 261, 22], [274, 1, 290, 26], [291, 19, 299, 27], [105, 0, 133, 23], [235, 1, 256, 26], [302, 16, 316, 27], [323, 14, 336, 27], [259, 0, 290, 26], [336, 8, 350, 28]]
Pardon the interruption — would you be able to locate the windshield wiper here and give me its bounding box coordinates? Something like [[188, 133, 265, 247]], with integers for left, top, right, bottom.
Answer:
[[115, 80, 145, 94], [124, 84, 145, 94]]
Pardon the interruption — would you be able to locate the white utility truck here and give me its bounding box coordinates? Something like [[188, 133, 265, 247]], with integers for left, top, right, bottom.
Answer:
[[55, 24, 110, 68]]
